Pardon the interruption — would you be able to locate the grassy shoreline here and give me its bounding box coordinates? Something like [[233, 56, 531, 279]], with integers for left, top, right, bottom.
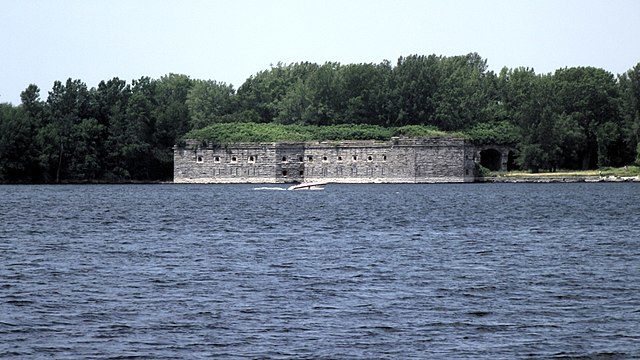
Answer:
[[484, 166, 640, 182]]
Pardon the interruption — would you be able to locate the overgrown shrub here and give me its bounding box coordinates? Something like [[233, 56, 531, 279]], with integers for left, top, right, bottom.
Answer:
[[476, 164, 493, 177]]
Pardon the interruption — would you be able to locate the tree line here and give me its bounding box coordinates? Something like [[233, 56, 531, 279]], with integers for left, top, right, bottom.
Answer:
[[1, 53, 639, 182]]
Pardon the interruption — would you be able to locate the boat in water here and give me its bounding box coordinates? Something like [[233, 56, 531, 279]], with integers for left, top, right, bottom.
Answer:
[[287, 181, 328, 190], [253, 182, 329, 191]]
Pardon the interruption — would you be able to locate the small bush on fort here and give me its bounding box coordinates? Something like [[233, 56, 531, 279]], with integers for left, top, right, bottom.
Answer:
[[313, 124, 392, 141], [393, 125, 453, 138]]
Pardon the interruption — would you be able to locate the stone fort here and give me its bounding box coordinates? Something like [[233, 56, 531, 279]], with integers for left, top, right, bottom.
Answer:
[[173, 138, 514, 183]]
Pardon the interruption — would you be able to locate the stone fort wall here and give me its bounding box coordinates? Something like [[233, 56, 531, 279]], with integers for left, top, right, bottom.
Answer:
[[174, 138, 478, 183]]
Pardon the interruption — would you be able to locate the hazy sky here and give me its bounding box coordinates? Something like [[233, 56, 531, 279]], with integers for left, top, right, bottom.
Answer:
[[2, 0, 639, 105]]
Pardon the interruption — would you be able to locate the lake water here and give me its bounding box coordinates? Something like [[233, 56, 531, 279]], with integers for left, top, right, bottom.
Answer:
[[1, 183, 639, 359]]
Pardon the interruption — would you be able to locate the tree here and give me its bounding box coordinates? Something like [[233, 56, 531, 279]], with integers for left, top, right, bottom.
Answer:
[[154, 74, 193, 149], [303, 62, 343, 125], [186, 79, 236, 129], [433, 53, 492, 131], [619, 62, 640, 164], [121, 77, 158, 180], [68, 118, 104, 180], [388, 55, 440, 126], [553, 113, 586, 169], [337, 62, 393, 125], [37, 78, 92, 182], [496, 67, 545, 130], [93, 77, 130, 127], [553, 67, 621, 169], [518, 144, 547, 173], [20, 84, 45, 123], [498, 69, 557, 171], [273, 79, 314, 125], [237, 62, 320, 123], [0, 104, 37, 181], [18, 84, 45, 180], [596, 121, 625, 167]]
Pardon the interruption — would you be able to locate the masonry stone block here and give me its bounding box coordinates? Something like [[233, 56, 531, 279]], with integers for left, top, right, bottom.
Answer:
[[173, 138, 479, 183]]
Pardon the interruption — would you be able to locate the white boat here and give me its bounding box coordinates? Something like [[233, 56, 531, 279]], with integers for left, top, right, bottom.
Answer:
[[287, 181, 329, 191]]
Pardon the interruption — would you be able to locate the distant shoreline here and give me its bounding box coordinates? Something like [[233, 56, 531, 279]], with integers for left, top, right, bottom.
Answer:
[[0, 180, 172, 185], [479, 175, 640, 183]]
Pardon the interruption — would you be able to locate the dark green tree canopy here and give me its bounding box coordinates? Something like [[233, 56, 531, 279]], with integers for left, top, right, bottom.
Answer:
[[0, 55, 638, 182]]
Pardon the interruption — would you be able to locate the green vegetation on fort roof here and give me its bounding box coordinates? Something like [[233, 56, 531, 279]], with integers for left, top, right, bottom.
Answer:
[[184, 123, 462, 144]]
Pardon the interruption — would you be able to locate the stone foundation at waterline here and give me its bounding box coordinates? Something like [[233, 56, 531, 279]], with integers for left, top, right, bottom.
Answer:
[[173, 138, 480, 184]]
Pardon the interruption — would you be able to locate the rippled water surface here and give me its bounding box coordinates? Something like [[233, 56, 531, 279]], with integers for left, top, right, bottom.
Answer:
[[1, 183, 639, 359]]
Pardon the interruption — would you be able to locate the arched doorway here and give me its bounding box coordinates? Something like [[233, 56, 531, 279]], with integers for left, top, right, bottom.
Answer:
[[479, 148, 502, 171]]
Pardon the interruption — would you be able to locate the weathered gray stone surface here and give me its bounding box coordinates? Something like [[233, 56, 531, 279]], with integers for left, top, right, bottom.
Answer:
[[174, 138, 478, 183]]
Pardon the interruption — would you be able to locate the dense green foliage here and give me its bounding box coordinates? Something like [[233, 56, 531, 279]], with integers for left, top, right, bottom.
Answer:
[[1, 53, 639, 182], [464, 121, 521, 145]]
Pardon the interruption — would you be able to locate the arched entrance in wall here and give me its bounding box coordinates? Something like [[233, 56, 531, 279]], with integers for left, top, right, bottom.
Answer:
[[479, 148, 502, 171]]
